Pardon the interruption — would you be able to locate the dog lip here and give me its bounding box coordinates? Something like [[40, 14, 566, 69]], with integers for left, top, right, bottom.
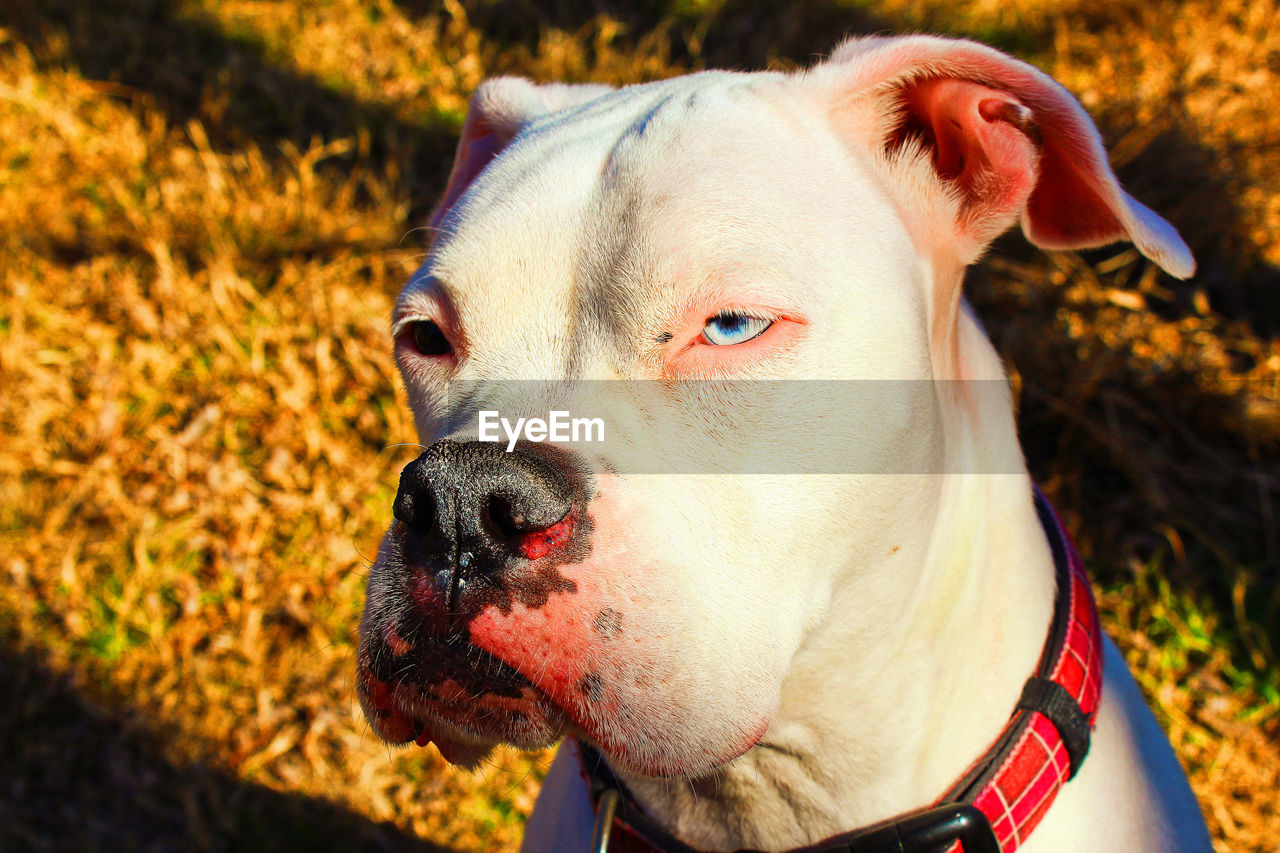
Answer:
[[359, 627, 764, 778], [363, 673, 570, 752], [356, 636, 570, 751]]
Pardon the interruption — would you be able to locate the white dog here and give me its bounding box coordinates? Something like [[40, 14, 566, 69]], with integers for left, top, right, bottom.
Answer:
[[357, 35, 1213, 852]]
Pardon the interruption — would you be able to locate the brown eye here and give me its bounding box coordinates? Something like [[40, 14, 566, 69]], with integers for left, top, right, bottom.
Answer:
[[411, 321, 452, 356]]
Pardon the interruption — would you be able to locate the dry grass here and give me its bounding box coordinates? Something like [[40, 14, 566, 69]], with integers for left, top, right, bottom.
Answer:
[[0, 0, 1275, 850]]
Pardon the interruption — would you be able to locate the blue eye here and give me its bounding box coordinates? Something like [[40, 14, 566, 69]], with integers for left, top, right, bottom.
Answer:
[[701, 312, 773, 346]]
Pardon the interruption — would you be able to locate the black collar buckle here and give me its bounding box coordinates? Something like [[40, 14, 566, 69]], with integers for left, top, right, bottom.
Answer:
[[842, 803, 999, 853]]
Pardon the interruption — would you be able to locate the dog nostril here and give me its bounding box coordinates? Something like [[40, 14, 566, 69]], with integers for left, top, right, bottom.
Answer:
[[394, 488, 436, 533], [486, 495, 525, 538], [486, 494, 568, 538]]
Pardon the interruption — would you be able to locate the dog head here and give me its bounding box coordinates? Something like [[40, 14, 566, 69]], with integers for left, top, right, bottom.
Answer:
[[356, 36, 1191, 778]]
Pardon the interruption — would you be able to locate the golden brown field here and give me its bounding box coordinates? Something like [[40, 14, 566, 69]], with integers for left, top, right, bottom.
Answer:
[[0, 0, 1276, 850]]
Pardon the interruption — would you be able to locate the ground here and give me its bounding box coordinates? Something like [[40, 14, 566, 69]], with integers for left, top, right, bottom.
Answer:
[[0, 0, 1276, 850]]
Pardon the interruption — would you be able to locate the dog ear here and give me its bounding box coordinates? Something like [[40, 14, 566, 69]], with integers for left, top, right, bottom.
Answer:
[[428, 78, 614, 233], [818, 36, 1194, 278]]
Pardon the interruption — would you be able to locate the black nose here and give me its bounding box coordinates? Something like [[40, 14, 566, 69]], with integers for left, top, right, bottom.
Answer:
[[392, 440, 575, 588]]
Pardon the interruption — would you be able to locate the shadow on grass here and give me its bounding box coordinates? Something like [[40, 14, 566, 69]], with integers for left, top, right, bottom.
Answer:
[[1, 0, 460, 224], [1106, 126, 1280, 337], [0, 638, 453, 853], [389, 0, 894, 71]]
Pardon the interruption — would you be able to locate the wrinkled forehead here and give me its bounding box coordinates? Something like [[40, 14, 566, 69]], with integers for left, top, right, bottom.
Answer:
[[579, 79, 879, 290]]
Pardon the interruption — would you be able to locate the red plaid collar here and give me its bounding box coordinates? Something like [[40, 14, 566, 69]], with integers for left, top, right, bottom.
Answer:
[[578, 489, 1104, 853]]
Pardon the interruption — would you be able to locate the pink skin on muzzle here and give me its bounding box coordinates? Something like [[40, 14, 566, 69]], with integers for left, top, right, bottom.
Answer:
[[360, 486, 769, 777]]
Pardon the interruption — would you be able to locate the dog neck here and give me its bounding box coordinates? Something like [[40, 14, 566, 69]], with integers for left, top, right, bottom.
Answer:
[[619, 308, 1057, 852]]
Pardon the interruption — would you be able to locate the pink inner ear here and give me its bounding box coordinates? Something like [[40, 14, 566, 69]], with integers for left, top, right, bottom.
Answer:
[[897, 78, 1043, 243], [1027, 134, 1125, 248], [827, 36, 1193, 276]]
